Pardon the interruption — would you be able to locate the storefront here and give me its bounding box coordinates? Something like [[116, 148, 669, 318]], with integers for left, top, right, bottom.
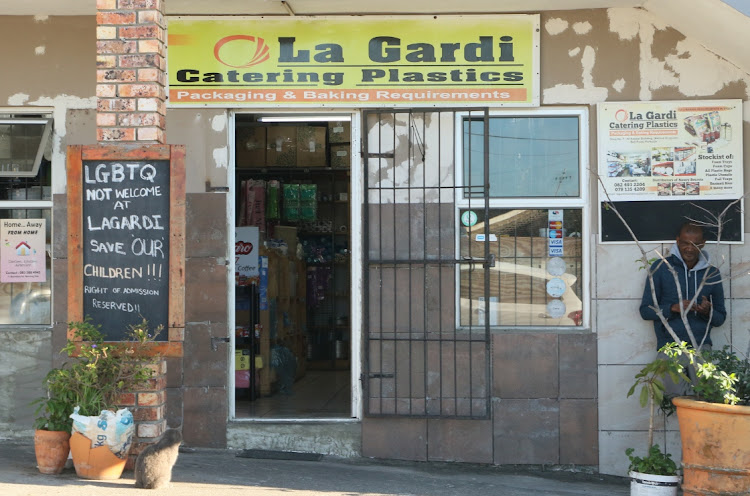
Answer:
[[1, 2, 749, 477]]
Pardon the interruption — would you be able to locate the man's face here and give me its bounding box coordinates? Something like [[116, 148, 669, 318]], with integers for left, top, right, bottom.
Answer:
[[676, 230, 705, 268]]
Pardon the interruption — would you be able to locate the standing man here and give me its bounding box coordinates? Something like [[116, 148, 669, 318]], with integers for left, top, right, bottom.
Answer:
[[640, 222, 726, 393]]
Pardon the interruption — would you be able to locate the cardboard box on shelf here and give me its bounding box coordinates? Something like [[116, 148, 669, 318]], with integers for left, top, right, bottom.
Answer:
[[330, 144, 350, 168], [236, 126, 266, 167], [328, 121, 351, 143], [267, 126, 297, 166], [296, 126, 327, 167]]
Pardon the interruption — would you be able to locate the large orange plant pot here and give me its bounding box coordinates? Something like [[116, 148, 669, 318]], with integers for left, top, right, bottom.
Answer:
[[34, 430, 71, 475], [69, 432, 129, 480], [673, 396, 750, 496]]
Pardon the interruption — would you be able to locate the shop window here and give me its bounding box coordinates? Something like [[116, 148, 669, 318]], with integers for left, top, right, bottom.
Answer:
[[463, 115, 580, 198], [457, 110, 588, 328], [0, 112, 53, 325]]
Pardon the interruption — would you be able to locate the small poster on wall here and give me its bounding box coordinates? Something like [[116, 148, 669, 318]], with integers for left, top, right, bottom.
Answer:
[[1, 219, 46, 282], [597, 100, 743, 202]]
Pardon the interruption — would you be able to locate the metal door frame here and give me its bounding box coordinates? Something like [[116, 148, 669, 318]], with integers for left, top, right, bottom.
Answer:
[[362, 108, 492, 419]]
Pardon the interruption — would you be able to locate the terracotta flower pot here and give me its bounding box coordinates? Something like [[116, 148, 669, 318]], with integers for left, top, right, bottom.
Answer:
[[673, 396, 750, 496], [69, 432, 130, 480], [34, 429, 71, 475]]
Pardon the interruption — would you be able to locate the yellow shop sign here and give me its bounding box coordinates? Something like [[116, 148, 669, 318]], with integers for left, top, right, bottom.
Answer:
[[167, 15, 539, 107]]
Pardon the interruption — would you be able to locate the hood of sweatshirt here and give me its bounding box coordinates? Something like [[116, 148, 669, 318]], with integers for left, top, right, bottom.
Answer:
[[669, 242, 710, 272]]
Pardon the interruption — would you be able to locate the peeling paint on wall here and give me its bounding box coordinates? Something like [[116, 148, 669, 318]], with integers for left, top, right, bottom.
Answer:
[[213, 146, 228, 169], [568, 47, 581, 57], [33, 15, 49, 22], [211, 114, 227, 132], [545, 18, 568, 35], [573, 21, 592, 34], [543, 44, 609, 103], [607, 7, 750, 103], [34, 46, 45, 56], [613, 78, 626, 92]]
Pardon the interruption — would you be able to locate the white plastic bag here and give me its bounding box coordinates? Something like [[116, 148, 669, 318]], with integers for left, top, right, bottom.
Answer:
[[70, 406, 135, 459]]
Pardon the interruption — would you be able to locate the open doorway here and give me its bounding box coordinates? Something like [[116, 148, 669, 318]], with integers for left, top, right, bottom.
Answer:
[[232, 113, 353, 419]]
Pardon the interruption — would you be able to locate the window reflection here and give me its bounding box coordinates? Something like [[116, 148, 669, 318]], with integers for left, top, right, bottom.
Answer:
[[463, 116, 580, 198], [459, 208, 583, 327]]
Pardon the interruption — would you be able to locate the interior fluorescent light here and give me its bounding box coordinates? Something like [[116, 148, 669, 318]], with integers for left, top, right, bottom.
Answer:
[[257, 115, 351, 123]]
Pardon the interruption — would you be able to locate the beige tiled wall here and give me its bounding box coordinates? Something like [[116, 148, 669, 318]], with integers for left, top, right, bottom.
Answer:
[[596, 236, 748, 476]]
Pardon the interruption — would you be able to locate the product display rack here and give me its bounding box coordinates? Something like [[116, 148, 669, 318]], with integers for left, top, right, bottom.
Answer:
[[235, 121, 351, 373]]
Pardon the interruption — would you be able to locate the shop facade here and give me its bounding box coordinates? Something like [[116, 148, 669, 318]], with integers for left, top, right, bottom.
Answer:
[[0, 2, 749, 477]]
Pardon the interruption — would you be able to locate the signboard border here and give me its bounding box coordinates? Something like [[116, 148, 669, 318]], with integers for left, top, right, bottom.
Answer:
[[166, 14, 540, 109], [67, 144, 185, 356]]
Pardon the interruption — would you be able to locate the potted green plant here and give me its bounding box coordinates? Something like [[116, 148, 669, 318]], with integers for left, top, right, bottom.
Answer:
[[659, 342, 750, 496], [31, 368, 76, 474], [626, 357, 681, 496], [60, 317, 162, 480]]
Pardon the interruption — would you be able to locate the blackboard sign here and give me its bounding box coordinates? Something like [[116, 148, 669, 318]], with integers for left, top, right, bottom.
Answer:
[[601, 199, 743, 242], [81, 159, 170, 340]]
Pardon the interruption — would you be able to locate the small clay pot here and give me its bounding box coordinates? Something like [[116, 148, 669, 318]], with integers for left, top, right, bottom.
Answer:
[[34, 429, 71, 475]]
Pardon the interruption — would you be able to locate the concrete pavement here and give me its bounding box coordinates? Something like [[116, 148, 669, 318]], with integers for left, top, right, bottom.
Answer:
[[0, 438, 630, 496]]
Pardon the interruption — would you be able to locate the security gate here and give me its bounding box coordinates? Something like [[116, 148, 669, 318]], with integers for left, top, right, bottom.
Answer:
[[363, 108, 492, 419]]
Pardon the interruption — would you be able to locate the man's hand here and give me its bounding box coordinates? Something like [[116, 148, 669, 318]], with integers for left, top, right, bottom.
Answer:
[[670, 297, 711, 315], [694, 296, 712, 316]]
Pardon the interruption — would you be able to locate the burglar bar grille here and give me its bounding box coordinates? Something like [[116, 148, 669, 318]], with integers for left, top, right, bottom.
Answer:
[[363, 108, 490, 419]]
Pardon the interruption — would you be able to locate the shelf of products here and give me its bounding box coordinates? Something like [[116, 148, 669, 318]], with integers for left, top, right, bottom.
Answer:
[[235, 120, 351, 379]]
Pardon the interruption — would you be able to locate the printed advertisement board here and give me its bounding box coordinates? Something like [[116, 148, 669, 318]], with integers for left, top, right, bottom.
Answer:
[[598, 100, 743, 202], [167, 15, 539, 107], [1, 219, 46, 282]]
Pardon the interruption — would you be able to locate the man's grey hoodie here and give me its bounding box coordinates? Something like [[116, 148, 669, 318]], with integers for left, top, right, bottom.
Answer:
[[639, 243, 726, 350]]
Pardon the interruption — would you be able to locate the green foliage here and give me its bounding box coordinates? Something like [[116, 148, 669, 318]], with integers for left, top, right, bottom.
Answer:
[[32, 317, 162, 429], [626, 356, 684, 475], [702, 346, 750, 406], [627, 356, 685, 408], [626, 445, 678, 476], [636, 257, 659, 271], [661, 342, 741, 405]]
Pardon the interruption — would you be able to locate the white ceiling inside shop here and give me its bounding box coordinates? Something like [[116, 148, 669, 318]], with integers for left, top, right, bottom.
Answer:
[[1, 0, 749, 74]]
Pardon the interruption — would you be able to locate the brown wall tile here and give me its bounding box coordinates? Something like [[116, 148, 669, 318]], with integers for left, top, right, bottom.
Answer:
[[427, 419, 493, 463], [185, 257, 228, 323], [52, 261, 68, 327], [51, 322, 71, 369], [493, 399, 560, 464], [166, 356, 183, 388], [560, 399, 598, 465], [362, 417, 427, 461], [493, 333, 559, 398], [183, 387, 227, 447], [183, 322, 228, 387], [559, 333, 598, 399], [186, 193, 228, 258], [166, 387, 183, 430], [52, 194, 67, 259]]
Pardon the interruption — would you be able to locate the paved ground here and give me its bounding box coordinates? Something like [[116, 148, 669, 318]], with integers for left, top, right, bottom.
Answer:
[[0, 438, 630, 496]]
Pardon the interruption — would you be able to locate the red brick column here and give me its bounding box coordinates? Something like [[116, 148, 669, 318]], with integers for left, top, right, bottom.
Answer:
[[96, 0, 166, 144], [118, 359, 168, 470]]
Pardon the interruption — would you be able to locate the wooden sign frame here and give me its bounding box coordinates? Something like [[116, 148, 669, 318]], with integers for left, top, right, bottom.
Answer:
[[67, 144, 185, 356]]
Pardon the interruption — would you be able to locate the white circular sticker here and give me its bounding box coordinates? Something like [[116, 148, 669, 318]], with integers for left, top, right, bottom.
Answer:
[[461, 211, 478, 227], [547, 257, 566, 276], [546, 278, 566, 298], [547, 299, 566, 318]]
